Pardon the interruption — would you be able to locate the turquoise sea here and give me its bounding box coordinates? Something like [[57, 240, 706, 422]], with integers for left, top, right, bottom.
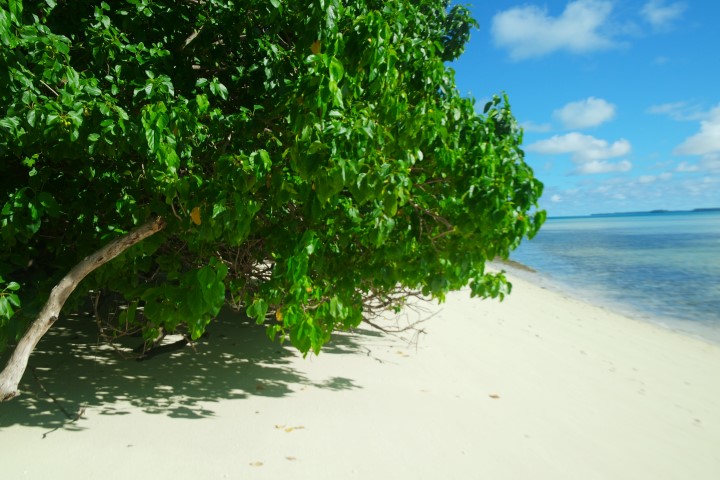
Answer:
[[509, 210, 720, 343]]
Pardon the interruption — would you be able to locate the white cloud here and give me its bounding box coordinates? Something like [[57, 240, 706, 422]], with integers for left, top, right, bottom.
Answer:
[[674, 105, 720, 156], [576, 160, 632, 174], [527, 132, 631, 161], [675, 161, 700, 173], [701, 156, 720, 172], [682, 175, 720, 197], [553, 97, 616, 129], [550, 194, 563, 203], [491, 0, 617, 60], [593, 185, 612, 194], [641, 0, 686, 30], [637, 172, 672, 183], [527, 132, 632, 175], [544, 170, 719, 216], [675, 155, 720, 173], [648, 101, 686, 117], [638, 175, 657, 183], [647, 101, 705, 121], [521, 120, 553, 133]]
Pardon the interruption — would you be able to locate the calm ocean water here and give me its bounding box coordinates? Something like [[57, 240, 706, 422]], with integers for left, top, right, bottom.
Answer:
[[509, 211, 720, 343]]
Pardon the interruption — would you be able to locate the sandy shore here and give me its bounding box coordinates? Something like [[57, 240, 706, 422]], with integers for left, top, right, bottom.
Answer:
[[1, 271, 719, 479]]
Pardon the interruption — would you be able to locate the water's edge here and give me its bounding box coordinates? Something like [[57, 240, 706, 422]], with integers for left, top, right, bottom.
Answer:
[[492, 259, 720, 346]]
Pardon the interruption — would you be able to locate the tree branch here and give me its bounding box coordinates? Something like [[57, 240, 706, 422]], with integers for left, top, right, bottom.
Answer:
[[181, 27, 203, 51], [0, 216, 166, 402]]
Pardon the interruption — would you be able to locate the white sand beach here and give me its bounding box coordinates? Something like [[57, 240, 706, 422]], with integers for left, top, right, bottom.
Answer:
[[1, 270, 719, 479]]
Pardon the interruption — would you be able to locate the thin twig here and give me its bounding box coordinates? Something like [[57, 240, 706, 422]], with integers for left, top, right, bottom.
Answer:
[[31, 367, 75, 420], [41, 406, 85, 439], [32, 366, 87, 438], [39, 80, 59, 97], [181, 27, 203, 51]]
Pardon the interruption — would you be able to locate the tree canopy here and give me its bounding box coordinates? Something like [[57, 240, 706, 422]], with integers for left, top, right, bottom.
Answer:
[[0, 0, 544, 396]]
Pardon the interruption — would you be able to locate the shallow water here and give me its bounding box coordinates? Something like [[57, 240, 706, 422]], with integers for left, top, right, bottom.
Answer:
[[510, 211, 720, 343]]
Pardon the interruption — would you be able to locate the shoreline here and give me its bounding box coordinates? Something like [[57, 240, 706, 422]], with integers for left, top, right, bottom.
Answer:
[[1, 271, 720, 479], [507, 211, 720, 347], [496, 259, 720, 346]]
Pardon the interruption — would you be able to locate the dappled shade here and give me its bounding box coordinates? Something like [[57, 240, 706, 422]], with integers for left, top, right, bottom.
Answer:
[[0, 309, 362, 430]]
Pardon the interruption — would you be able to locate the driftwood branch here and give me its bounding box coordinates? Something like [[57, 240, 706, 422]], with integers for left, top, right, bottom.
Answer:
[[0, 216, 166, 402]]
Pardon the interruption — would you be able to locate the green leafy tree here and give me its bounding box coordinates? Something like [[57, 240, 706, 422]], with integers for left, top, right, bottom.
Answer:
[[0, 0, 544, 400]]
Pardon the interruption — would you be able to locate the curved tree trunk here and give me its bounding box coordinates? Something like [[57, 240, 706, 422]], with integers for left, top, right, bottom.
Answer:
[[0, 216, 166, 401]]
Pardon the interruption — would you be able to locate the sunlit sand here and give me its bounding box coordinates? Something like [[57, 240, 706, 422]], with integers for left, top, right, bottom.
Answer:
[[1, 271, 719, 479]]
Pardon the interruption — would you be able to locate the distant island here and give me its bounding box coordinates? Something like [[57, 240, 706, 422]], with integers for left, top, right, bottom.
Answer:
[[590, 207, 720, 217]]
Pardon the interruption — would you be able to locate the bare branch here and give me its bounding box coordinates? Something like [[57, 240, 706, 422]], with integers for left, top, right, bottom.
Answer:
[[0, 216, 166, 401], [39, 80, 59, 97], [181, 27, 203, 51]]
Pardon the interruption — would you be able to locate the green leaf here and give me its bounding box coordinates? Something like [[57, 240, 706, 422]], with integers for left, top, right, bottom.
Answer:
[[196, 264, 226, 310], [38, 192, 60, 217], [118, 301, 138, 327], [209, 79, 228, 100], [0, 116, 20, 134], [115, 106, 129, 121], [85, 85, 102, 96], [329, 57, 344, 83], [7, 294, 20, 308], [0, 10, 13, 47], [55, 41, 69, 56], [258, 149, 271, 169], [329, 80, 343, 108], [0, 298, 12, 319], [145, 128, 157, 152], [247, 298, 269, 323], [157, 143, 180, 171], [316, 167, 345, 203], [8, 0, 23, 23], [217, 83, 228, 100], [196, 94, 209, 114], [382, 189, 398, 216], [26, 109, 36, 127]]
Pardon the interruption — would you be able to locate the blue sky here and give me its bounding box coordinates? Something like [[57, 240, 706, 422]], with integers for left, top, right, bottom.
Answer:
[[450, 0, 720, 216]]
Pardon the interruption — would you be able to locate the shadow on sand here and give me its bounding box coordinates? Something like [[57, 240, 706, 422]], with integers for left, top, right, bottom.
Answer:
[[0, 309, 381, 431]]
